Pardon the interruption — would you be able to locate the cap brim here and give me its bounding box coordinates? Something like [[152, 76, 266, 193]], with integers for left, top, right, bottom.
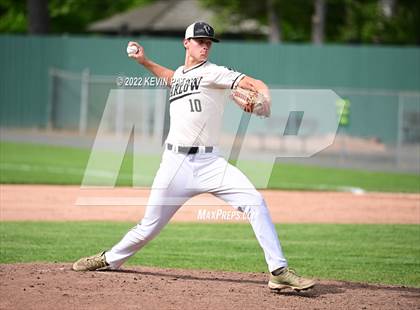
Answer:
[[189, 36, 220, 43]]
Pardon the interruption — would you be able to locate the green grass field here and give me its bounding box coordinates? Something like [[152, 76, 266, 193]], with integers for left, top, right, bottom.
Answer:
[[1, 141, 419, 288], [1, 141, 419, 192], [0, 222, 419, 287]]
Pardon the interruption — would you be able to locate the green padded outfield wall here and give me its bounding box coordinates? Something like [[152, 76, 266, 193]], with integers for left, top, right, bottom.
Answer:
[[1, 35, 419, 143]]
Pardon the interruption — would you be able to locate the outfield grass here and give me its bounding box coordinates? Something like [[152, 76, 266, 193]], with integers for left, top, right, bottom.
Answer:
[[1, 141, 419, 192], [0, 222, 419, 287]]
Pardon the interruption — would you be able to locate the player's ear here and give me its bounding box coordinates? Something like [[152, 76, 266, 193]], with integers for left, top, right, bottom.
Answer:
[[183, 39, 190, 49]]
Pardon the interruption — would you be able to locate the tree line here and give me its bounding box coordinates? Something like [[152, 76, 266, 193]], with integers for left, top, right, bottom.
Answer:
[[1, 0, 418, 45]]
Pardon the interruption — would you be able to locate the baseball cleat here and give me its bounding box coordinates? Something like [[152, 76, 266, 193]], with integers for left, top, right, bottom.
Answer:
[[72, 251, 109, 271], [268, 267, 315, 291]]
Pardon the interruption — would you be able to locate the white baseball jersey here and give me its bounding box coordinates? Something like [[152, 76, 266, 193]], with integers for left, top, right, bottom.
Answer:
[[166, 61, 245, 146]]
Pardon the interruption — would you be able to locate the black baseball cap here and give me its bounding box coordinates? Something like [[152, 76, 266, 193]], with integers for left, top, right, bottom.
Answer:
[[185, 22, 220, 43]]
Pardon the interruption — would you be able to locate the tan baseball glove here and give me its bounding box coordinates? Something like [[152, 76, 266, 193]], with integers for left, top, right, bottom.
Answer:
[[230, 86, 271, 118]]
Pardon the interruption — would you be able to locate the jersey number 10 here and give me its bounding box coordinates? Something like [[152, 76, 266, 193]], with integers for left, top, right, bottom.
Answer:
[[189, 99, 202, 112]]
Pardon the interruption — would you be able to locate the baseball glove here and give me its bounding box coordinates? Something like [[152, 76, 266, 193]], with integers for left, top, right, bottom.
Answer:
[[230, 86, 271, 118]]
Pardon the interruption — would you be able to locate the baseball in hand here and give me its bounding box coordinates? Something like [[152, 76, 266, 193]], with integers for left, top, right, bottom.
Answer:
[[126, 45, 138, 55]]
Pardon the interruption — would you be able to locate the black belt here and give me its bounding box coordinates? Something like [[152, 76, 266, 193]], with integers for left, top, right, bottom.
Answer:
[[167, 143, 213, 154]]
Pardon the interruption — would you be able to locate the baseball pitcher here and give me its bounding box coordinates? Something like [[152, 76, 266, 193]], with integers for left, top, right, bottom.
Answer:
[[73, 22, 315, 292]]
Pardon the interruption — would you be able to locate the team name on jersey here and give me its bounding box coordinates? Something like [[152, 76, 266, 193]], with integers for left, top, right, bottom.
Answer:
[[169, 77, 203, 102]]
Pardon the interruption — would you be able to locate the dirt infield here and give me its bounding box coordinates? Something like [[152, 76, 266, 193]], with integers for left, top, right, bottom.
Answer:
[[1, 264, 419, 310], [1, 185, 419, 309], [1, 185, 419, 223]]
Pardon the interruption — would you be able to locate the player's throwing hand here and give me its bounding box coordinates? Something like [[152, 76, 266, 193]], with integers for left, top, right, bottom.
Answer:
[[127, 41, 146, 65]]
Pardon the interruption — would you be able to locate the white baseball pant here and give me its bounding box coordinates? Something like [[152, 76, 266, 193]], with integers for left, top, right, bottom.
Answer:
[[105, 147, 288, 272]]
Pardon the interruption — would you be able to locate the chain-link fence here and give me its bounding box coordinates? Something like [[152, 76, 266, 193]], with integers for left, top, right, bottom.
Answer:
[[45, 67, 420, 174]]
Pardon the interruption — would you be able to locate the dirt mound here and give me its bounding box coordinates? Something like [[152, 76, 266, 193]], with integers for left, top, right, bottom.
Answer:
[[1, 263, 419, 310]]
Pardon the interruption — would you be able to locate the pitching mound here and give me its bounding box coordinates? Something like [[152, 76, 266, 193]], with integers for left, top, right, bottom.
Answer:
[[1, 263, 419, 310]]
